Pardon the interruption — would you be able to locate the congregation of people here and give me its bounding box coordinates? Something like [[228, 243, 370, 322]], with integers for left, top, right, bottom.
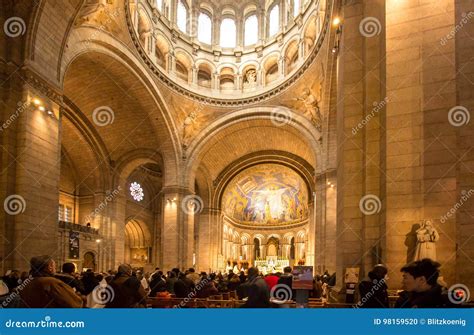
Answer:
[[0, 256, 469, 308]]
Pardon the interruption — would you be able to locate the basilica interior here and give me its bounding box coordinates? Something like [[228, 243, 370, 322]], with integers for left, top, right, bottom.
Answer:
[[0, 0, 473, 298]]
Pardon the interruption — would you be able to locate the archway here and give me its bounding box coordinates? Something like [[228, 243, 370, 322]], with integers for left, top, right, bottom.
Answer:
[[124, 219, 152, 268]]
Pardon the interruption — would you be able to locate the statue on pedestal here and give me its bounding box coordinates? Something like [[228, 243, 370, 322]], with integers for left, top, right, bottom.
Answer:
[[414, 219, 439, 261]]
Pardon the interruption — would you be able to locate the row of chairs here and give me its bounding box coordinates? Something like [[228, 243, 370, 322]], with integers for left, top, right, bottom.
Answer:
[[146, 297, 354, 309]]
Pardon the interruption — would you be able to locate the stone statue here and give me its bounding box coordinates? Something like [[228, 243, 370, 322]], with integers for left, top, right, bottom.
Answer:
[[182, 109, 199, 148], [246, 70, 256, 84], [296, 87, 322, 130], [414, 219, 439, 261]]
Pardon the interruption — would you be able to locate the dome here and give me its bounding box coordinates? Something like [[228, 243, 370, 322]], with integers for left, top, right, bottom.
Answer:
[[127, 0, 329, 105]]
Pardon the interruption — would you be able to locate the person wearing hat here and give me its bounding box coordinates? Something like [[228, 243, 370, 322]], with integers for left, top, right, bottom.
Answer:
[[357, 264, 389, 308], [19, 255, 83, 308], [105, 264, 147, 308]]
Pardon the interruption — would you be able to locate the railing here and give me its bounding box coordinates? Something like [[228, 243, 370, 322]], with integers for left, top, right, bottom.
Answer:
[[58, 221, 99, 235]]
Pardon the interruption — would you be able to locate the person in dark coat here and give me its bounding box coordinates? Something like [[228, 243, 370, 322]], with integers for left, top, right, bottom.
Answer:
[[105, 264, 147, 308], [395, 258, 451, 308], [19, 255, 83, 308], [357, 264, 389, 308], [149, 271, 167, 297], [55, 263, 86, 295], [277, 266, 296, 301], [241, 267, 270, 308], [174, 273, 195, 298], [81, 270, 99, 296]]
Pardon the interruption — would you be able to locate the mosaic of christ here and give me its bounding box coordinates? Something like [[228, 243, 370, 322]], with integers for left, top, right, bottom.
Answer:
[[222, 164, 309, 224]]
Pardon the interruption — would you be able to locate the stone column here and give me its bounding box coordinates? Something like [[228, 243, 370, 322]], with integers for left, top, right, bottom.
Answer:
[[1, 72, 62, 272]]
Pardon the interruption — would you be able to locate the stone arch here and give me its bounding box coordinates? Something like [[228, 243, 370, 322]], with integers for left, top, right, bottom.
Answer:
[[60, 28, 181, 186]]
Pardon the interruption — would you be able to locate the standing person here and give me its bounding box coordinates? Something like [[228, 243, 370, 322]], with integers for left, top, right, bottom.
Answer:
[[174, 272, 194, 298], [395, 258, 450, 308], [149, 271, 167, 297], [357, 264, 389, 308], [81, 269, 99, 296], [105, 264, 147, 308], [165, 271, 178, 294], [20, 255, 83, 308], [241, 267, 270, 308], [55, 263, 86, 295], [278, 267, 295, 299]]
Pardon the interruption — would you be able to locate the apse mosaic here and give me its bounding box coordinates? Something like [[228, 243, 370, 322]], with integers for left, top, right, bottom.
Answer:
[[222, 164, 308, 225]]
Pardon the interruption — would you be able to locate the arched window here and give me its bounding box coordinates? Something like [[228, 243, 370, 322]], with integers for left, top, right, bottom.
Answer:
[[293, 0, 300, 17], [220, 18, 236, 48], [177, 1, 188, 33], [198, 12, 212, 44], [244, 15, 258, 46], [156, 0, 163, 11], [269, 5, 280, 37]]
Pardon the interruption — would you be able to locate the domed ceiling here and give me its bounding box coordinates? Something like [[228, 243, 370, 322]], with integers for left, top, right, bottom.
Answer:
[[222, 164, 309, 226], [127, 0, 329, 106]]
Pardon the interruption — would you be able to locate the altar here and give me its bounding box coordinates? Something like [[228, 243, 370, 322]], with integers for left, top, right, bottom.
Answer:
[[254, 256, 290, 274]]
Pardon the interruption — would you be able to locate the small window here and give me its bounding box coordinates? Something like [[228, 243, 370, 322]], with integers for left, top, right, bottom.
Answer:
[[58, 204, 64, 221], [177, 1, 188, 33], [269, 5, 280, 37], [64, 206, 72, 223], [156, 0, 163, 11], [220, 18, 236, 48], [244, 15, 258, 46], [293, 0, 300, 17], [198, 12, 212, 44]]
